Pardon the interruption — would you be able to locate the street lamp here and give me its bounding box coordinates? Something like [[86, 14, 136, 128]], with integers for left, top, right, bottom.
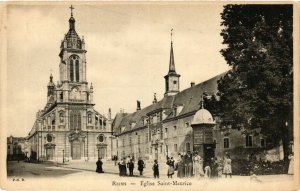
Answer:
[[62, 149, 65, 163]]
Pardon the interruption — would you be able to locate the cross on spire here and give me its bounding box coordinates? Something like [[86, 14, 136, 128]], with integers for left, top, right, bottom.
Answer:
[[171, 28, 173, 42], [69, 5, 74, 17]]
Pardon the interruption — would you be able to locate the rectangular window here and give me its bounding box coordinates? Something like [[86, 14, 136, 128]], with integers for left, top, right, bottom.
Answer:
[[122, 138, 125, 147], [146, 133, 148, 142], [129, 137, 132, 145], [246, 135, 253, 147], [224, 137, 230, 148], [138, 135, 140, 144], [146, 148, 149, 154], [160, 146, 162, 153], [260, 138, 265, 147], [116, 140, 118, 147], [150, 147, 152, 154], [174, 144, 178, 152], [186, 142, 190, 151], [138, 148, 141, 153]]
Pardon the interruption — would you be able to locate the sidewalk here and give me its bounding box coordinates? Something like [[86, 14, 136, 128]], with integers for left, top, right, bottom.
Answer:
[[55, 161, 293, 182], [56, 160, 169, 178]]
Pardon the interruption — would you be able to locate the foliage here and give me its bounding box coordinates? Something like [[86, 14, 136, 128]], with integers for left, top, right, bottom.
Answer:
[[217, 5, 293, 161]]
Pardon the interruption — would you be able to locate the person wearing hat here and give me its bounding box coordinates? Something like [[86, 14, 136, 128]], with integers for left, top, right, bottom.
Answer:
[[184, 151, 193, 178]]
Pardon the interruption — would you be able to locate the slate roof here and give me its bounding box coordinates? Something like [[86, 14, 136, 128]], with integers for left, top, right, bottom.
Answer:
[[113, 72, 226, 135]]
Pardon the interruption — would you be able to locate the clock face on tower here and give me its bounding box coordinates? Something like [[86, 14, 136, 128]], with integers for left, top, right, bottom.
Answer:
[[70, 87, 81, 100]]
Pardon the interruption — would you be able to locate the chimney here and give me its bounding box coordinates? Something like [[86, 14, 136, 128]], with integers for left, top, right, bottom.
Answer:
[[137, 100, 141, 111], [190, 81, 195, 87]]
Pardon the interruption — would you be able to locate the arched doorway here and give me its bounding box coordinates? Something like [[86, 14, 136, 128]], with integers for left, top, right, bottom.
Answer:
[[71, 139, 81, 159]]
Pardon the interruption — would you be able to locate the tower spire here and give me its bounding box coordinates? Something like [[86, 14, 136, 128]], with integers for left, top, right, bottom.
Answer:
[[169, 28, 176, 74]]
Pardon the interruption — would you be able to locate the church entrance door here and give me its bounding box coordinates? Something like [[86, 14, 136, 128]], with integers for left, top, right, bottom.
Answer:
[[72, 140, 81, 159], [46, 148, 54, 160]]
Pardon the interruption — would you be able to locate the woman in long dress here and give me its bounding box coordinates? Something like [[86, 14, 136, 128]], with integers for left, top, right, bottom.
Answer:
[[288, 152, 294, 175], [223, 154, 232, 178], [176, 155, 185, 178], [96, 158, 104, 173], [193, 153, 204, 178], [167, 157, 175, 178]]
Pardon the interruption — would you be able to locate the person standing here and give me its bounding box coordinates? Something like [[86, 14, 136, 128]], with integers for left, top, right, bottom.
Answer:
[[223, 154, 232, 178], [193, 152, 204, 178], [211, 157, 219, 178], [152, 160, 159, 178], [128, 159, 134, 176], [167, 157, 175, 178], [184, 151, 193, 178], [96, 158, 104, 173], [137, 158, 145, 176], [175, 155, 185, 178], [288, 152, 294, 175]]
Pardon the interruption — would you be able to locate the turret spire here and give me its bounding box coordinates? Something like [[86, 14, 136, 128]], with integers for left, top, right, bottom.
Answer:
[[169, 29, 176, 74], [164, 29, 180, 97]]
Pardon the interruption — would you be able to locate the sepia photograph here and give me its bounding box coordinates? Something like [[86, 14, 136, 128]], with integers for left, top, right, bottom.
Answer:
[[0, 2, 299, 191]]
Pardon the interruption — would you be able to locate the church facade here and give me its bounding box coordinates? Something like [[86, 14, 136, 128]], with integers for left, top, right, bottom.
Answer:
[[111, 36, 268, 164], [26, 8, 113, 162]]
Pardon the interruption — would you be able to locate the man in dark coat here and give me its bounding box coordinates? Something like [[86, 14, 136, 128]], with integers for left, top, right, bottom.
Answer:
[[96, 158, 104, 173], [128, 159, 134, 176], [184, 151, 193, 177], [137, 158, 145, 176], [152, 160, 159, 178]]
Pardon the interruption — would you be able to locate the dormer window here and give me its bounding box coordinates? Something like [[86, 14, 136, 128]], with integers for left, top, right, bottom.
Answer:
[[173, 107, 177, 116], [121, 126, 125, 132], [173, 80, 177, 84]]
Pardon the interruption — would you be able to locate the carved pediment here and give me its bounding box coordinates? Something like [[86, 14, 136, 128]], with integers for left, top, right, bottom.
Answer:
[[68, 131, 86, 141]]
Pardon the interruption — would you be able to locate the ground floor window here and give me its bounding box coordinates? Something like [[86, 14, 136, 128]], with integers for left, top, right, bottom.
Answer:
[[246, 135, 253, 147], [174, 144, 177, 152], [224, 137, 230, 148]]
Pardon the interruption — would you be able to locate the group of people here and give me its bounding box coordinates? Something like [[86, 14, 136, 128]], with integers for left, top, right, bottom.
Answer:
[[117, 156, 145, 177], [97, 152, 232, 179], [171, 151, 232, 179]]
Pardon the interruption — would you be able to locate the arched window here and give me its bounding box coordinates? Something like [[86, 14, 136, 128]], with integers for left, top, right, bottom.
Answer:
[[69, 55, 80, 82], [76, 60, 79, 82], [70, 59, 74, 81], [98, 134, 104, 143], [70, 110, 81, 131], [46, 134, 53, 142]]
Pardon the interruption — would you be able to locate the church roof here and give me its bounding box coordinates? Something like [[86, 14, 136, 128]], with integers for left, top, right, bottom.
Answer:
[[113, 72, 226, 135]]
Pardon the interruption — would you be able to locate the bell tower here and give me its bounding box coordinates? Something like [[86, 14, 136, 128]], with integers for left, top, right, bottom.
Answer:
[[56, 5, 92, 104], [59, 5, 87, 83], [164, 29, 180, 97]]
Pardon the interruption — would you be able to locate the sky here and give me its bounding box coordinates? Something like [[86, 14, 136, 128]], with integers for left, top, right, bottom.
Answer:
[[5, 3, 229, 137]]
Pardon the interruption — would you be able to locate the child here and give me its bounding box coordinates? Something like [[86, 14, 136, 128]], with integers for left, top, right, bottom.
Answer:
[[152, 160, 159, 178]]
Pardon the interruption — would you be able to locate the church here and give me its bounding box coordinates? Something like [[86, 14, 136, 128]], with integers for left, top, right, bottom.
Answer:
[[26, 6, 113, 162]]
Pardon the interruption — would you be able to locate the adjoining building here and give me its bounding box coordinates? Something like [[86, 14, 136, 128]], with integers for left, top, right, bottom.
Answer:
[[112, 34, 268, 164], [25, 7, 113, 162], [7, 136, 27, 161]]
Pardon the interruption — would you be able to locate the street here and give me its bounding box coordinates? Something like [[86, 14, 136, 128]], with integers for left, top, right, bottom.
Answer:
[[5, 160, 296, 191]]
